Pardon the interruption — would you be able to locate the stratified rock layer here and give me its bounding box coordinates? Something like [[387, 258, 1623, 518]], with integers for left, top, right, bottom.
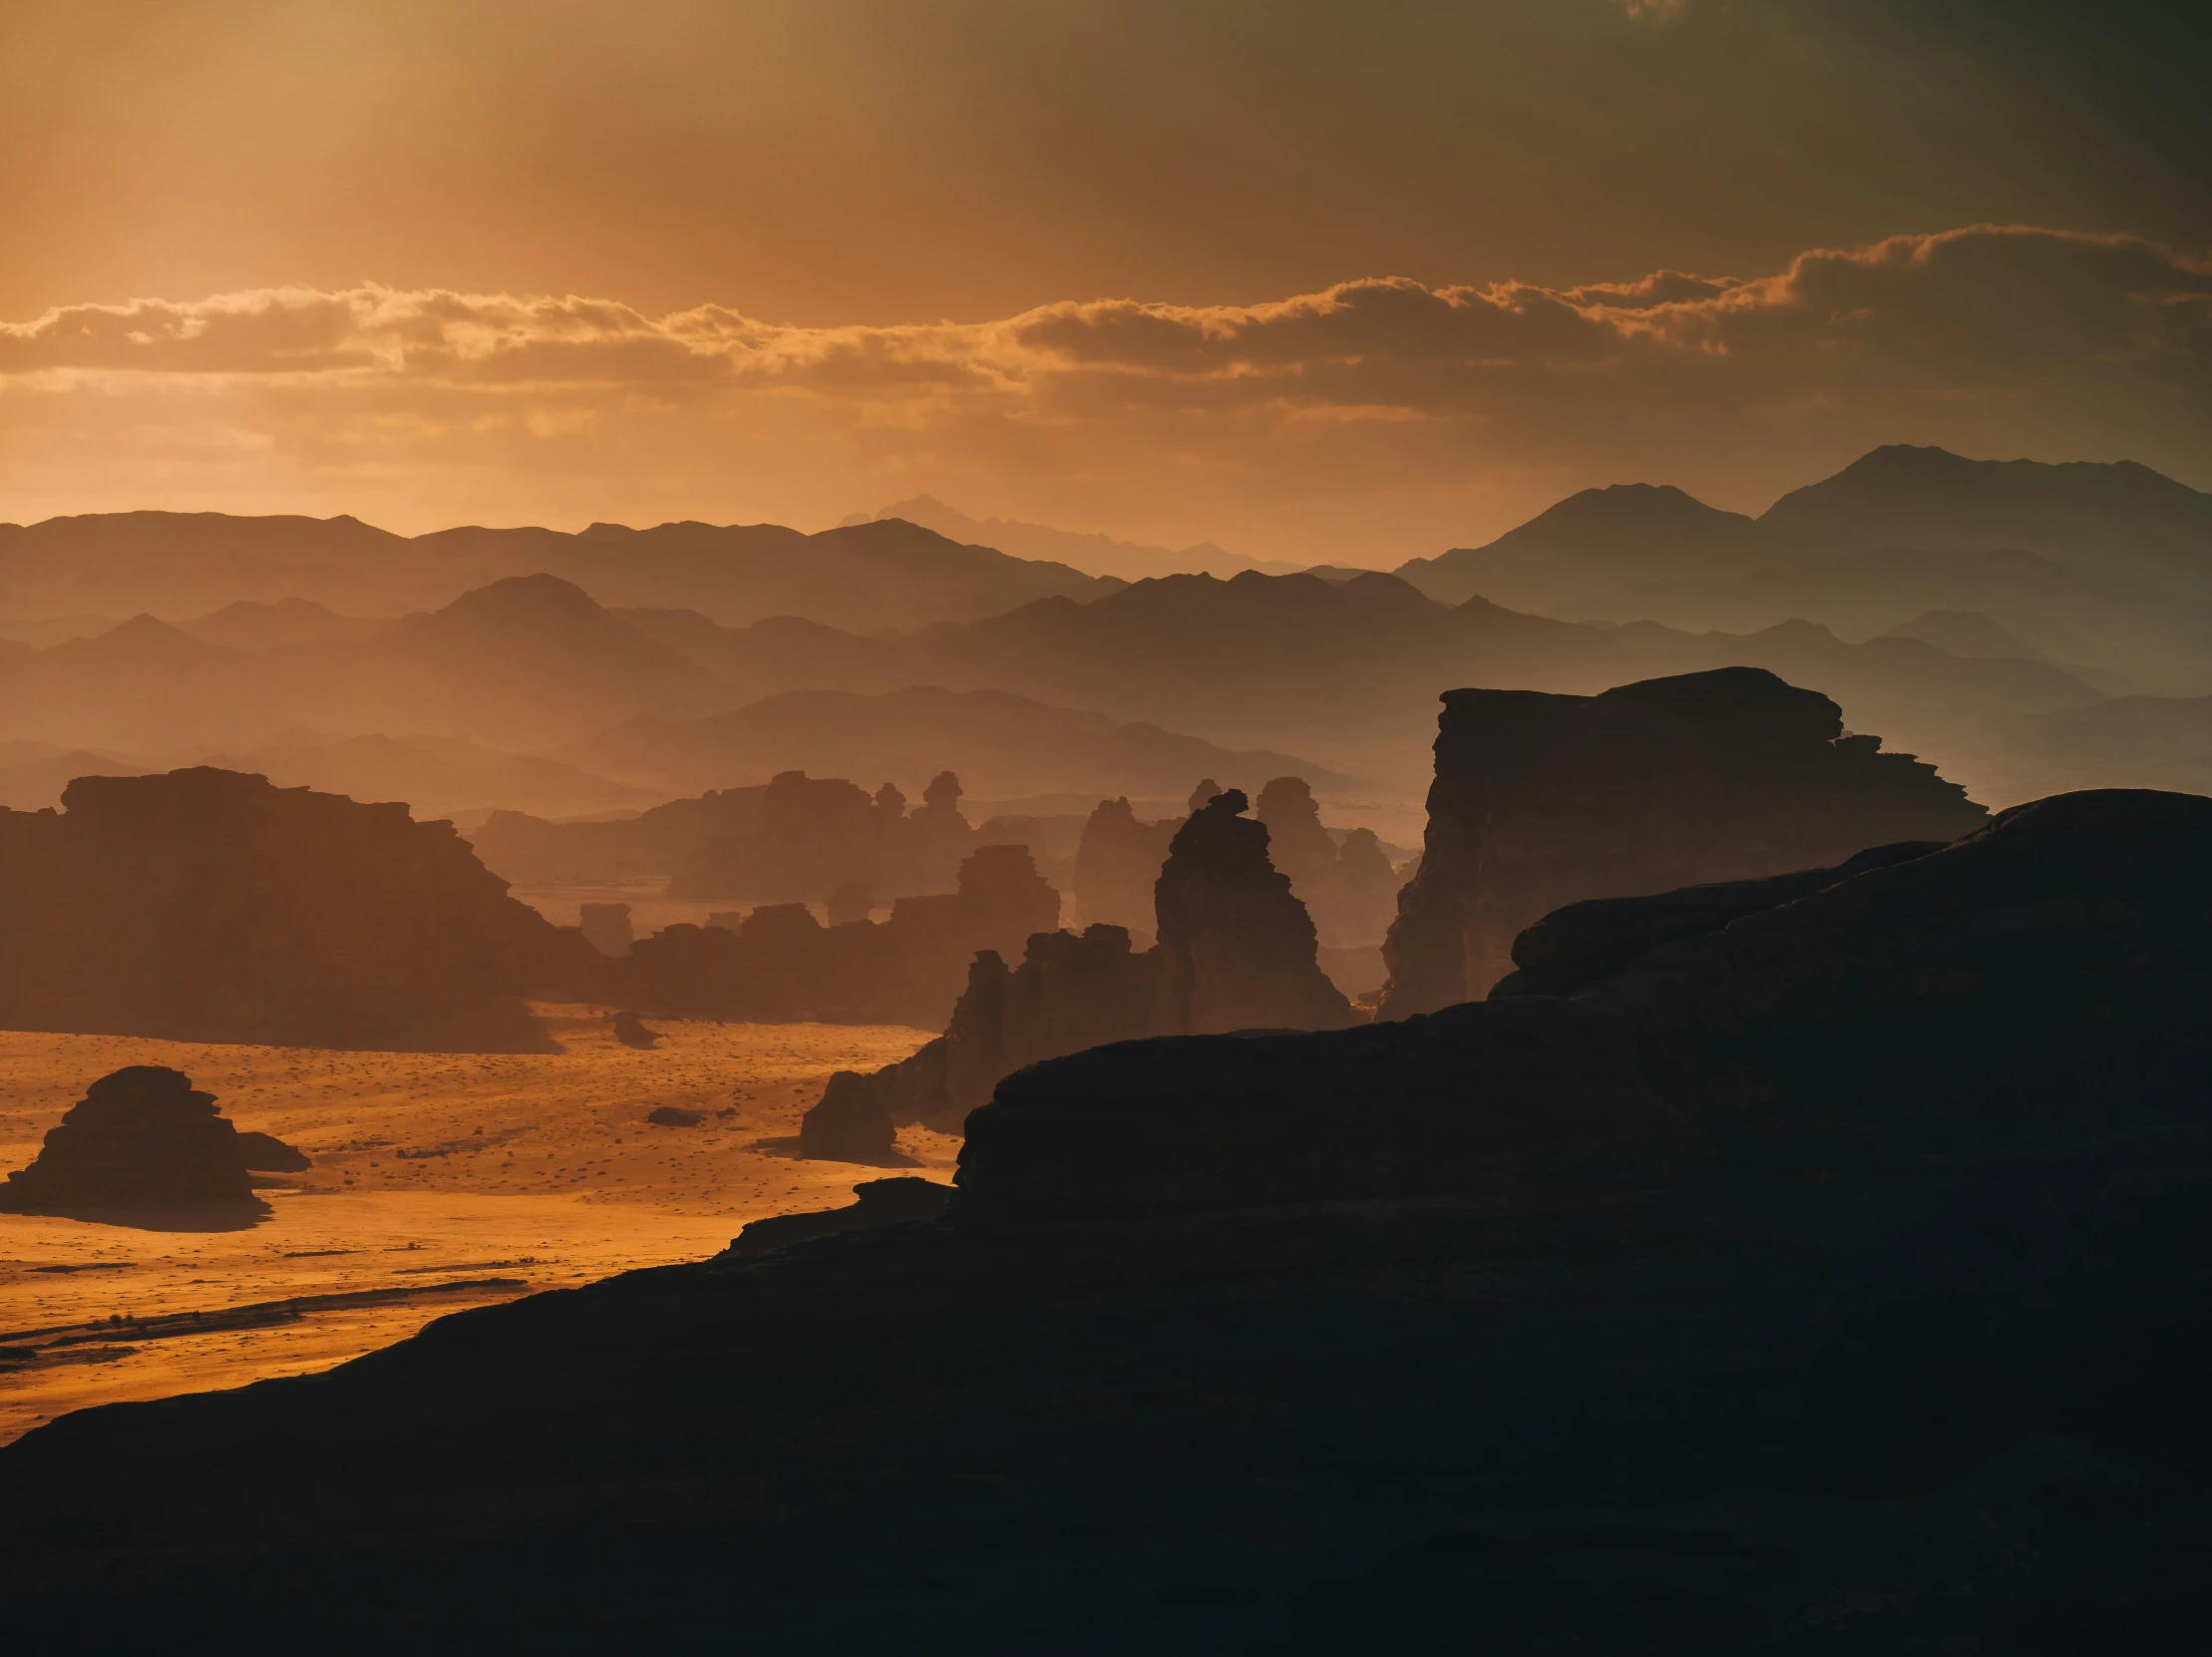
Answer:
[[0, 768, 590, 1049], [0, 1066, 254, 1211], [1378, 666, 1989, 1016]]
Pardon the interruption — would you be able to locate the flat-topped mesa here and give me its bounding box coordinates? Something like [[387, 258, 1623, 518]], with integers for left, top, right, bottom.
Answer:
[[0, 1066, 256, 1212], [1377, 666, 1990, 1018], [0, 768, 592, 1050]]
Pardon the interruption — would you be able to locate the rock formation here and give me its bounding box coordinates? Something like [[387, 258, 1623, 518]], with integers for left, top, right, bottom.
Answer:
[[809, 924, 1161, 1142], [578, 903, 634, 957], [825, 879, 874, 928], [469, 784, 768, 886], [655, 767, 993, 907], [727, 1177, 953, 1255], [231, 1131, 310, 1173], [1069, 795, 1176, 935], [610, 1010, 660, 1048], [609, 845, 1061, 1031], [964, 786, 2206, 1222], [956, 996, 1683, 1222], [798, 1081, 902, 1164], [0, 768, 591, 1050], [0, 1066, 257, 1212], [1562, 790, 2212, 1133], [7, 792, 2212, 1647], [1378, 666, 1991, 1016], [1252, 775, 1403, 946], [803, 794, 1352, 1146], [1149, 790, 1356, 1036]]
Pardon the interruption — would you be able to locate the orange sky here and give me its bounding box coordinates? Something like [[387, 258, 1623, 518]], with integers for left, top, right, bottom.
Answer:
[[3, 1, 2207, 560]]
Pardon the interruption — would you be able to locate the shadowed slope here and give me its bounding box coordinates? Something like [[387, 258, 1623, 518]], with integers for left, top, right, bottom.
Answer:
[[2, 791, 2209, 1646]]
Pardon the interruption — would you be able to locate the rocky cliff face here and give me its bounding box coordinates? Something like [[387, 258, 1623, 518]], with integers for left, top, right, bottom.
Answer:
[[0, 1066, 256, 1212], [1378, 666, 1990, 1017], [0, 769, 589, 1049]]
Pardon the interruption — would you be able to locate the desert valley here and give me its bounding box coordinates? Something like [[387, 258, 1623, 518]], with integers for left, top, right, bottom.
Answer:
[[4, 1, 2209, 1646]]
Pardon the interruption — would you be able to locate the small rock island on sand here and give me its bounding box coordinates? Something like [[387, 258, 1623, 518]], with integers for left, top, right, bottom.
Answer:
[[0, 1065, 278, 1215]]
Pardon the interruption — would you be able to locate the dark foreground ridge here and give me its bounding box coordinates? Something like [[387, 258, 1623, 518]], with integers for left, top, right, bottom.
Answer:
[[3, 790, 2210, 1648]]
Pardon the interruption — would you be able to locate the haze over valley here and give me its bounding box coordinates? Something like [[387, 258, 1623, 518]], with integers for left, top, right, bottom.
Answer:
[[5, 1, 2210, 1644]]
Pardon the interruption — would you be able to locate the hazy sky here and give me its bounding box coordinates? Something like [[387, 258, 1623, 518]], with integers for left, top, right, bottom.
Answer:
[[3, 0, 2206, 561]]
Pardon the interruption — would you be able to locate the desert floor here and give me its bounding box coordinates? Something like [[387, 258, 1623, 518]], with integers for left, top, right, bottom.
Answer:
[[0, 1006, 941, 1444]]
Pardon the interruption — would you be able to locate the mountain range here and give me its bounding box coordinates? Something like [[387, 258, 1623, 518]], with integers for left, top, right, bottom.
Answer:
[[0, 512, 1112, 631], [4, 444, 2210, 813], [558, 685, 1348, 800], [840, 495, 1311, 582], [1396, 447, 2212, 691]]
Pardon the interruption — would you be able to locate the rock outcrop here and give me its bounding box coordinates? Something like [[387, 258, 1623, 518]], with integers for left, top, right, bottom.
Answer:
[[231, 1131, 310, 1173], [956, 996, 1684, 1223], [663, 768, 984, 905], [578, 903, 634, 957], [1566, 789, 2212, 1133], [613, 845, 1061, 1031], [1149, 790, 1356, 1036], [809, 924, 1162, 1144], [0, 768, 590, 1050], [1378, 666, 1990, 1016], [801, 795, 1353, 1147], [0, 1066, 257, 1212], [1251, 776, 1404, 946], [964, 787, 2209, 1223], [1488, 839, 1945, 999], [1068, 795, 1176, 936], [726, 1177, 952, 1254], [6, 792, 2212, 1647], [797, 1080, 902, 1164]]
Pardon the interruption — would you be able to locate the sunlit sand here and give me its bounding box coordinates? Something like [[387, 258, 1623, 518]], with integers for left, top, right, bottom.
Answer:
[[0, 1006, 940, 1443]]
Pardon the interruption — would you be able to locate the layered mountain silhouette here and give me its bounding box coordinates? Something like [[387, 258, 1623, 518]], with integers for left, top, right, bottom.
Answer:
[[1760, 444, 2212, 594], [0, 511, 1113, 630], [1396, 447, 2212, 688], [0, 740, 150, 811], [557, 685, 1345, 799], [841, 495, 1305, 581], [628, 570, 1631, 787], [198, 731, 655, 822], [0, 575, 733, 754], [5, 445, 2211, 813]]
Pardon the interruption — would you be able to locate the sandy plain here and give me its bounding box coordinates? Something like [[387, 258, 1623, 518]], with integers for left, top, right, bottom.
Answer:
[[0, 1006, 942, 1445]]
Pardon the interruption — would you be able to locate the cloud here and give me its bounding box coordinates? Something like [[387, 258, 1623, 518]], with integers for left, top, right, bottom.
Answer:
[[1, 224, 2206, 559]]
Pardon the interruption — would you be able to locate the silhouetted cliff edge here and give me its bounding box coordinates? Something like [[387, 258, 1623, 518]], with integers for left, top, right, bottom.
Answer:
[[1379, 665, 1988, 1016]]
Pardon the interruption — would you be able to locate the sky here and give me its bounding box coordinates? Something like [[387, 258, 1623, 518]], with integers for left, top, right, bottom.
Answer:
[[2, 0, 2207, 563]]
